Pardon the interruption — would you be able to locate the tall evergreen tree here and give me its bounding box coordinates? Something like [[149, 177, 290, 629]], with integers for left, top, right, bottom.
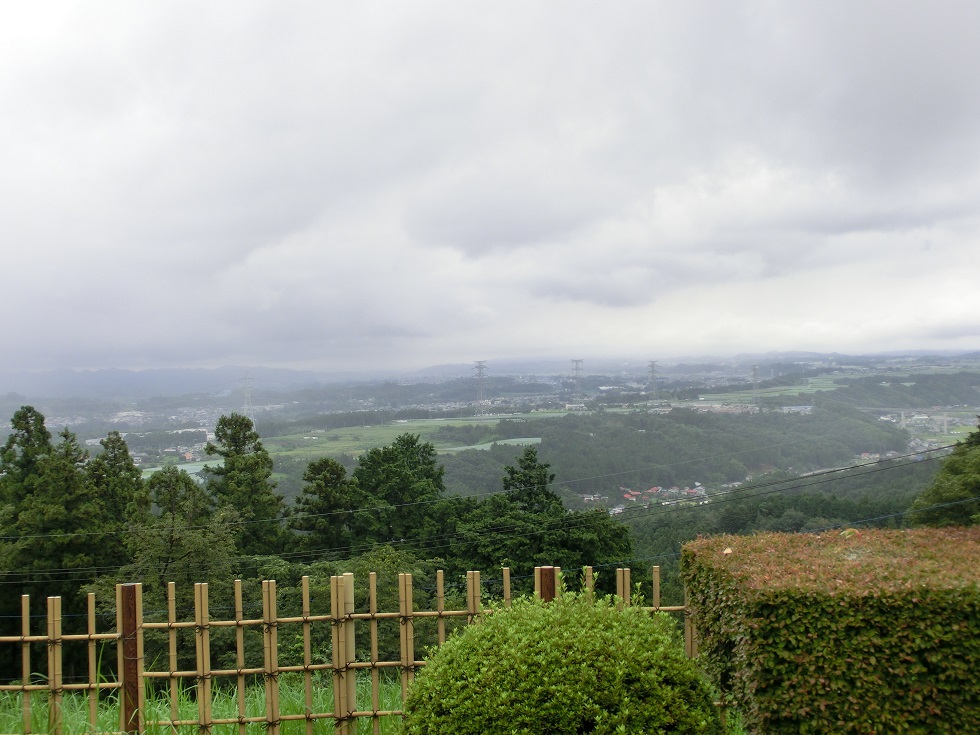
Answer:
[[0, 405, 53, 505], [87, 465, 239, 673], [288, 457, 380, 557], [137, 466, 236, 592], [12, 429, 103, 591], [450, 446, 632, 585], [205, 413, 285, 555], [86, 431, 150, 569], [352, 433, 445, 544], [502, 446, 560, 514]]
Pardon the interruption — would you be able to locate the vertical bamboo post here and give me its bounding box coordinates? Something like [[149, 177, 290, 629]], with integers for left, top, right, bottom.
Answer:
[[47, 596, 63, 735], [121, 584, 143, 735], [369, 572, 380, 735], [399, 573, 415, 699], [436, 570, 446, 644], [195, 583, 213, 734], [331, 574, 346, 735], [652, 566, 661, 610], [167, 582, 179, 727], [466, 570, 482, 622], [584, 566, 594, 595], [343, 573, 356, 724], [302, 576, 314, 735], [616, 568, 631, 609], [502, 567, 511, 608], [86, 593, 97, 731], [21, 595, 31, 735], [263, 580, 281, 735], [235, 579, 247, 735]]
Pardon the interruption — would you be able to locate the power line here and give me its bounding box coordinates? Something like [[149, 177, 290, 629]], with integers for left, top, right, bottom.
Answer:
[[0, 448, 958, 585], [0, 443, 956, 544]]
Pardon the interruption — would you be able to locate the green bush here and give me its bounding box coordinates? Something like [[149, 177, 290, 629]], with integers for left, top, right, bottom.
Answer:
[[403, 591, 722, 734], [683, 528, 980, 733]]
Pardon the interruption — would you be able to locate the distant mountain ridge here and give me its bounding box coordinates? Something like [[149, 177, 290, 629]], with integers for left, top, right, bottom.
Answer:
[[2, 350, 976, 400], [0, 367, 332, 400]]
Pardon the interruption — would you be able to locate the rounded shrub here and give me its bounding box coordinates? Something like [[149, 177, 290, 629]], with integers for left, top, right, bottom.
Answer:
[[403, 591, 722, 734]]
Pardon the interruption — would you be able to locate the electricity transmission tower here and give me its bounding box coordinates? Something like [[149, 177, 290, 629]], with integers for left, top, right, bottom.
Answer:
[[571, 359, 584, 403], [474, 361, 488, 415], [241, 372, 255, 425], [647, 360, 658, 400]]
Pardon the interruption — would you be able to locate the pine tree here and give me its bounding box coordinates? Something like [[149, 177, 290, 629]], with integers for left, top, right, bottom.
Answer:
[[205, 413, 285, 555], [502, 446, 561, 514], [352, 434, 445, 544], [0, 405, 53, 505], [86, 431, 150, 569], [290, 458, 364, 556]]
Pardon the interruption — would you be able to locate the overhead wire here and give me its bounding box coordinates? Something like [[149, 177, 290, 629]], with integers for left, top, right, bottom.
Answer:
[[2, 433, 938, 542], [0, 444, 959, 585], [0, 445, 955, 584]]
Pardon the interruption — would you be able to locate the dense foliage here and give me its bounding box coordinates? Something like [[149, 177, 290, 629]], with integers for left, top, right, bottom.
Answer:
[[435, 402, 911, 509], [449, 447, 631, 590], [0, 406, 632, 681], [624, 455, 942, 605], [0, 392, 958, 689], [683, 529, 980, 733], [907, 418, 980, 526], [403, 591, 722, 735], [814, 371, 980, 409]]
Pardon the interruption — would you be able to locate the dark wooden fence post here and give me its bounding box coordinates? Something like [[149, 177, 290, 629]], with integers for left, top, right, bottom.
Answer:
[[537, 566, 557, 602], [120, 584, 141, 735]]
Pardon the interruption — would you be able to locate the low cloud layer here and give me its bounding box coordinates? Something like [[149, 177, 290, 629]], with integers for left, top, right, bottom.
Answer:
[[2, 2, 979, 374]]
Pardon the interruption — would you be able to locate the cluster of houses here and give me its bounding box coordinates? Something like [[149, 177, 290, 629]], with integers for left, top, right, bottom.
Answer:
[[584, 483, 710, 515]]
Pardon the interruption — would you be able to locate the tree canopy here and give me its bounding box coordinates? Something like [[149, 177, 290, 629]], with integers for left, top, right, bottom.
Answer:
[[908, 419, 980, 527], [205, 413, 286, 554], [448, 445, 632, 585], [352, 433, 445, 544]]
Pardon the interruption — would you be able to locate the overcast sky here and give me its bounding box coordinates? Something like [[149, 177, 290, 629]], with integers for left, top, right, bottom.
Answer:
[[2, 2, 979, 374]]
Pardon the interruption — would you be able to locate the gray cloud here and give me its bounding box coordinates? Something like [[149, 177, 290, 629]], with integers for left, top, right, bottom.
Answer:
[[1, 1, 979, 374]]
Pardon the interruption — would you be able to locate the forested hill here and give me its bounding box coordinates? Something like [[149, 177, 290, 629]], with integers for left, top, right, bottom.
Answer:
[[807, 371, 980, 408], [439, 401, 911, 503], [437, 401, 939, 606]]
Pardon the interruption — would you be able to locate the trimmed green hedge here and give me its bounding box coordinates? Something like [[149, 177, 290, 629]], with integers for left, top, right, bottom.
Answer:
[[682, 528, 980, 733], [403, 590, 722, 734]]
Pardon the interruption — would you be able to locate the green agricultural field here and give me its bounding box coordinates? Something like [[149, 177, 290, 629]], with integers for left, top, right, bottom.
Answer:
[[692, 375, 846, 404], [262, 412, 558, 460], [461, 437, 542, 451]]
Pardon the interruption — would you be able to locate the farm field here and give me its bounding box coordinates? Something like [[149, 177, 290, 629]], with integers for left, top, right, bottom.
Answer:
[[690, 374, 847, 404], [263, 411, 558, 460]]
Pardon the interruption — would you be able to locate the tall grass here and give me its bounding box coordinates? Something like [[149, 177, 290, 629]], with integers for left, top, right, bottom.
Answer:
[[0, 676, 744, 734], [0, 675, 406, 735]]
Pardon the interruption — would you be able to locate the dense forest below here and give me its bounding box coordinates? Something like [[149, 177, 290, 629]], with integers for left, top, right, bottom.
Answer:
[[269, 399, 916, 507]]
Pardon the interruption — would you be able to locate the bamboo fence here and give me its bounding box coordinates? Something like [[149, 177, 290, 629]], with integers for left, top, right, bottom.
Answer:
[[0, 566, 691, 735]]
